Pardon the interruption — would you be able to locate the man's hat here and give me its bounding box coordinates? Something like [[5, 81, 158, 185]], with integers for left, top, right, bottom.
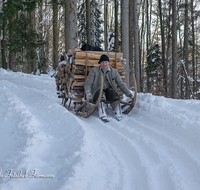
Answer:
[[98, 54, 110, 64]]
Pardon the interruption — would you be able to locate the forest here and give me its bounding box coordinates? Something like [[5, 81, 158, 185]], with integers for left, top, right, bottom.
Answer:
[[0, 0, 200, 99]]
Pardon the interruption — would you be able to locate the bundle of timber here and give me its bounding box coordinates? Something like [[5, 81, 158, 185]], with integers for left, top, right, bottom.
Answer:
[[55, 49, 126, 103]]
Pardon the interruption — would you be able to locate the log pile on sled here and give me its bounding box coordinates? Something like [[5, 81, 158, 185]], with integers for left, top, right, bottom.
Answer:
[[55, 49, 137, 118]]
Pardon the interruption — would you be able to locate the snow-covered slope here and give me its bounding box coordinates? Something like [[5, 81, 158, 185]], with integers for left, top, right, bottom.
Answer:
[[0, 68, 200, 190]]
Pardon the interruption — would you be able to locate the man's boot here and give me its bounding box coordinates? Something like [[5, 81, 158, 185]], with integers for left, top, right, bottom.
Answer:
[[112, 101, 123, 121], [98, 102, 109, 122]]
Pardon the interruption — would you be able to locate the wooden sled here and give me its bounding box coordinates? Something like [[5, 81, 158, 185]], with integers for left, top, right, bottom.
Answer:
[[75, 74, 137, 118], [55, 49, 137, 118]]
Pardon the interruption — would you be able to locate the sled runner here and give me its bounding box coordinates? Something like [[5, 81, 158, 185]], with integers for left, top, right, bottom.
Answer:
[[55, 49, 137, 118]]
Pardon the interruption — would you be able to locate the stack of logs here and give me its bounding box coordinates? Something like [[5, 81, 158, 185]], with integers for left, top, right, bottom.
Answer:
[[55, 49, 126, 102]]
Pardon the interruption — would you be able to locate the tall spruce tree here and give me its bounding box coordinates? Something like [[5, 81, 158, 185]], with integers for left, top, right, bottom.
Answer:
[[91, 0, 103, 48], [78, 1, 87, 47], [145, 43, 162, 93], [2, 0, 39, 73], [78, 0, 103, 49]]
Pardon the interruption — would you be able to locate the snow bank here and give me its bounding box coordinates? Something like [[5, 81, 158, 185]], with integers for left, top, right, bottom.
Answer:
[[0, 68, 200, 190]]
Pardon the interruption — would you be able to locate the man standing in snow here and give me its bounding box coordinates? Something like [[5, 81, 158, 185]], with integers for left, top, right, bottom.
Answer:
[[84, 54, 134, 122]]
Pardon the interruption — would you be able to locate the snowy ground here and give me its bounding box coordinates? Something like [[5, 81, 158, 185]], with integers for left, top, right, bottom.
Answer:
[[0, 68, 200, 190]]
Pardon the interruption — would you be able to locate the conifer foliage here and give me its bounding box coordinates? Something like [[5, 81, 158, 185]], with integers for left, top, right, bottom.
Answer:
[[146, 43, 162, 75], [0, 0, 200, 99], [2, 0, 39, 72], [78, 0, 103, 49], [90, 0, 103, 48], [78, 1, 86, 48], [145, 43, 166, 96]]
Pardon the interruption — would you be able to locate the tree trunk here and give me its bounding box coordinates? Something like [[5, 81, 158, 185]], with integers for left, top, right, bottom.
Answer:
[[28, 10, 36, 73], [121, 0, 129, 87], [146, 0, 150, 92], [8, 3, 16, 71], [65, 2, 69, 53], [140, 0, 145, 93], [149, 0, 152, 41], [86, 0, 91, 45], [104, 0, 108, 51], [158, 0, 167, 96], [166, 6, 171, 96], [39, 0, 43, 65], [172, 0, 177, 98], [38, 0, 47, 73], [1, 0, 6, 69], [195, 32, 198, 99], [53, 0, 59, 70], [184, 0, 189, 99], [133, 0, 140, 92], [114, 0, 119, 52], [65, 0, 78, 51], [191, 0, 195, 97], [177, 0, 184, 99], [45, 0, 50, 68], [129, 0, 134, 88]]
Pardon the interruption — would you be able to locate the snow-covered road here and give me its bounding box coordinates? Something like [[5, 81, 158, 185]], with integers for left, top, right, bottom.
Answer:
[[0, 68, 200, 190]]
